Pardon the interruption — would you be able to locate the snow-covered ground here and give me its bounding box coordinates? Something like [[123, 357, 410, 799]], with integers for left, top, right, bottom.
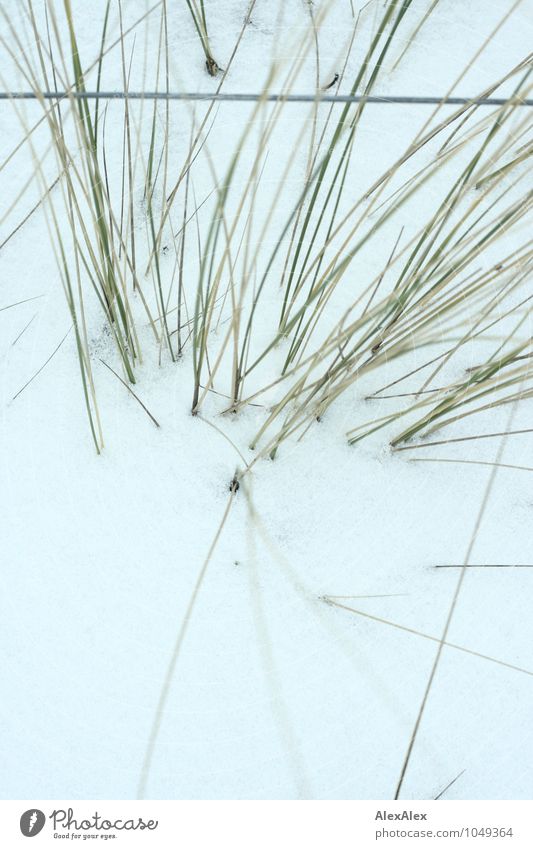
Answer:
[[1, 0, 532, 801]]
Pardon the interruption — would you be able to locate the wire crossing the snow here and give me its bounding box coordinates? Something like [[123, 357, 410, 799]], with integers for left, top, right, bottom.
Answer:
[[1, 91, 532, 106]]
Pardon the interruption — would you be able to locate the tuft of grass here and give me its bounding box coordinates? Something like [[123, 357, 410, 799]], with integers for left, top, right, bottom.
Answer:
[[2, 0, 532, 460], [185, 0, 220, 76]]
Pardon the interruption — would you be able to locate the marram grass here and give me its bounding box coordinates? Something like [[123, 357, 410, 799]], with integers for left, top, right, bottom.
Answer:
[[2, 0, 532, 461]]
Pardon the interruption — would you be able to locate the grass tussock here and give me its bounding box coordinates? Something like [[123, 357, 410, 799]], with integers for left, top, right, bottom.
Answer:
[[1, 0, 532, 461]]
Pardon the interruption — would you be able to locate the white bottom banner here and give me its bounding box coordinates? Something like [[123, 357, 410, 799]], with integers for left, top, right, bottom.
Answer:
[[1, 800, 532, 847]]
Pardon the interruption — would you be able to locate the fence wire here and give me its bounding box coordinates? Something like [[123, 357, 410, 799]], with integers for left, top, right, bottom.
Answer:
[[1, 91, 532, 106]]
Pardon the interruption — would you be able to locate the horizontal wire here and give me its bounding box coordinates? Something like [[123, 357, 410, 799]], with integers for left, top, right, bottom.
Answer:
[[435, 564, 533, 569], [0, 91, 532, 106]]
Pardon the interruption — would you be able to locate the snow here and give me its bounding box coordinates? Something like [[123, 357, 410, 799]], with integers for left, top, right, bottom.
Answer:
[[0, 0, 532, 801]]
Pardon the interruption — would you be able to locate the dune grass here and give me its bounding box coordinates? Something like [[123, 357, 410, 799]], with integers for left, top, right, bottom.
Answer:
[[1, 0, 531, 463], [185, 0, 220, 76]]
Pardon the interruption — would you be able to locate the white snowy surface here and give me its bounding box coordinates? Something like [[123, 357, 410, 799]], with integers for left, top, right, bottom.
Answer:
[[1, 1, 532, 800]]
